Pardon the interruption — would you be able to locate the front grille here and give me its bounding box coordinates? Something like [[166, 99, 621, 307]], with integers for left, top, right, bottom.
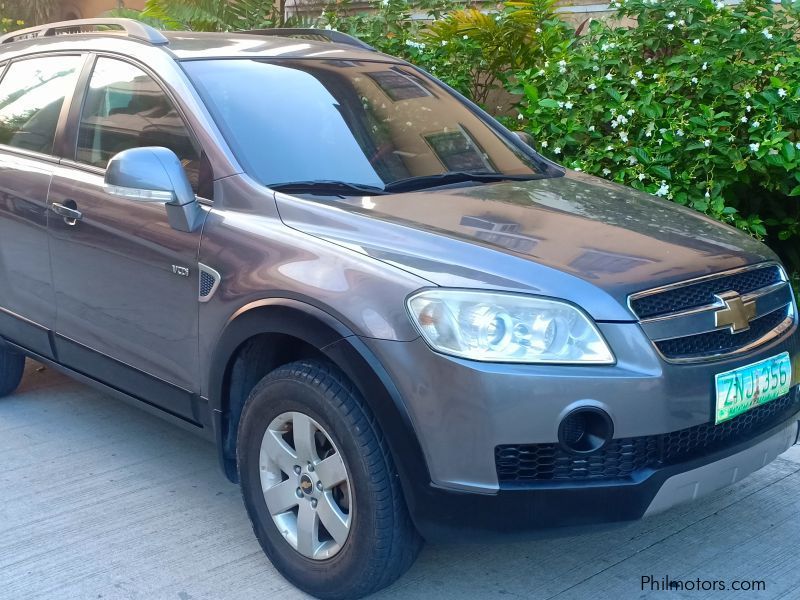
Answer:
[[630, 265, 783, 319], [496, 390, 798, 484], [655, 307, 788, 360]]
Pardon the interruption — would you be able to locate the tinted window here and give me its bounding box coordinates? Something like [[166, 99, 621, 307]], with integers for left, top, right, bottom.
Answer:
[[0, 55, 82, 154], [77, 58, 200, 187], [184, 59, 544, 188]]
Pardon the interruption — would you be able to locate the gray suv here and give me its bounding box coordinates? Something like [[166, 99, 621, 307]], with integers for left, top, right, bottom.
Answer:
[[0, 18, 798, 599]]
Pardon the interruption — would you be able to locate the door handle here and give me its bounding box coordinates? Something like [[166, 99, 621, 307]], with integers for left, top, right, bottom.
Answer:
[[51, 202, 83, 226]]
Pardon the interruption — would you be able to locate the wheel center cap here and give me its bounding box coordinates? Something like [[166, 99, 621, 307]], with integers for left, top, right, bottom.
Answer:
[[299, 474, 314, 495]]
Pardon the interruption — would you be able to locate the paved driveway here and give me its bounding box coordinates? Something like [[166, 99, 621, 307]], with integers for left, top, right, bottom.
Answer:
[[2, 361, 800, 600]]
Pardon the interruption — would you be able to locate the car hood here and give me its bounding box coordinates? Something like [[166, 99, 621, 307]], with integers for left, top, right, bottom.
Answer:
[[275, 171, 778, 321]]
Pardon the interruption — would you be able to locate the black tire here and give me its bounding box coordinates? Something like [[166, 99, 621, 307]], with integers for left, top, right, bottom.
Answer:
[[237, 360, 422, 599], [0, 345, 24, 398]]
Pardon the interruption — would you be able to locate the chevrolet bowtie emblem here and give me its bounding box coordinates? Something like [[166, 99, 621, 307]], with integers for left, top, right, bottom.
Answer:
[[715, 291, 757, 334]]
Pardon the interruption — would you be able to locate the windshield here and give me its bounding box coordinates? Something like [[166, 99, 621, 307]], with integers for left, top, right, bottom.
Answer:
[[183, 59, 551, 190]]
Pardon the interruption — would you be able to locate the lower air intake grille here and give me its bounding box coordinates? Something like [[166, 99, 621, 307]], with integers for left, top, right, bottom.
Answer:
[[496, 390, 799, 484]]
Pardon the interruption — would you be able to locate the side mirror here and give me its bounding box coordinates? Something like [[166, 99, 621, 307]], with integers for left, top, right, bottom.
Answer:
[[105, 146, 204, 233], [513, 131, 535, 148]]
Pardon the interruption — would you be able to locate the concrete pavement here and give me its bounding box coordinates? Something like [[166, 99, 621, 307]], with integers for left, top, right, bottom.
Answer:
[[2, 361, 800, 599]]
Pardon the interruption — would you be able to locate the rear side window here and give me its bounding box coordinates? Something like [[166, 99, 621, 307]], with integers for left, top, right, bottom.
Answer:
[[0, 55, 82, 155], [77, 57, 200, 188]]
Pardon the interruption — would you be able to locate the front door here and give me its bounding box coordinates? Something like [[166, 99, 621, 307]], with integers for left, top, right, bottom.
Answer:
[[47, 55, 207, 421]]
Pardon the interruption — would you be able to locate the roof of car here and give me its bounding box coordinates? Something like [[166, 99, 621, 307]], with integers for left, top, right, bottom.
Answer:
[[162, 31, 396, 62], [0, 20, 399, 64]]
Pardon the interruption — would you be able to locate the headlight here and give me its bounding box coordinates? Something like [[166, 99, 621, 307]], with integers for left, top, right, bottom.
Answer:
[[407, 289, 614, 364]]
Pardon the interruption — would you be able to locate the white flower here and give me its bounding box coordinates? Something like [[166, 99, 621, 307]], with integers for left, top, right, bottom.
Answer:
[[752, 120, 760, 128], [602, 168, 612, 175], [676, 129, 684, 137], [537, 69, 546, 76], [693, 39, 700, 45], [627, 109, 635, 116], [605, 72, 614, 80], [564, 101, 574, 110], [705, 191, 711, 198], [666, 10, 676, 18], [715, 1, 725, 9], [535, 27, 542, 33], [592, 65, 600, 72], [762, 28, 773, 40], [517, 113, 524, 121], [746, 105, 752, 112], [741, 116, 748, 123], [703, 139, 711, 147], [778, 88, 787, 98], [739, 28, 747, 34], [678, 20, 686, 26], [691, 77, 698, 84], [606, 145, 614, 151], [558, 60, 567, 67], [618, 115, 629, 124], [630, 78, 638, 86], [554, 147, 562, 154], [559, 67, 567, 74], [637, 173, 646, 181], [774, 64, 781, 72], [588, 125, 596, 132], [796, 142, 800, 150], [749, 143, 760, 152], [655, 181, 670, 197], [405, 40, 426, 49], [619, 131, 629, 143], [728, 135, 736, 142], [635, 70, 643, 79], [627, 155, 638, 165], [558, 101, 565, 108], [701, 62, 708, 71], [588, 83, 597, 91], [744, 91, 751, 99], [666, 23, 675, 31], [540, 140, 548, 148]]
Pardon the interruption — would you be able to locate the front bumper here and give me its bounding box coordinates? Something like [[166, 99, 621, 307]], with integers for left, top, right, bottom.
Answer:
[[364, 323, 800, 492], [407, 411, 799, 542], [361, 319, 800, 541]]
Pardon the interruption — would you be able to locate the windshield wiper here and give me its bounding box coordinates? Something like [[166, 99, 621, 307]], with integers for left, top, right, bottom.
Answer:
[[383, 171, 542, 194], [269, 180, 386, 196]]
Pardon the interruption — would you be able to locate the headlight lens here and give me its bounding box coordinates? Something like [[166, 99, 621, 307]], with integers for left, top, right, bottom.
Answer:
[[407, 289, 614, 364]]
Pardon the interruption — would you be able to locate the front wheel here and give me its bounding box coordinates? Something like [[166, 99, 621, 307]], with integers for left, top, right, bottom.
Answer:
[[237, 360, 422, 599]]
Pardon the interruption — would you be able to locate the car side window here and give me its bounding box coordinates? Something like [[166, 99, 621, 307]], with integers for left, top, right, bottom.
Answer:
[[0, 55, 82, 155], [77, 57, 201, 190]]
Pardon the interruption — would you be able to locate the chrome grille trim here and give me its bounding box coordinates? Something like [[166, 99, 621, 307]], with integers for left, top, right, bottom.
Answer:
[[628, 262, 796, 363]]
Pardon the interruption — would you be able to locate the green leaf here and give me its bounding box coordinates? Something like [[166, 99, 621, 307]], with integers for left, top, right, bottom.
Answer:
[[789, 185, 800, 196], [538, 98, 560, 109], [650, 165, 672, 180]]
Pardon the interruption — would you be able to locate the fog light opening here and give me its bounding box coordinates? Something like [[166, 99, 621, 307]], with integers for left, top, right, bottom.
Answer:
[[558, 407, 614, 454]]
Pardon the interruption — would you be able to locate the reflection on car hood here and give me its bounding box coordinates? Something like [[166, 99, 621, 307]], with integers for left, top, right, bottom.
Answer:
[[276, 171, 777, 321]]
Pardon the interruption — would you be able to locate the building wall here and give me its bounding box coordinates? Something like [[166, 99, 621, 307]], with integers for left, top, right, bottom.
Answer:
[[59, 0, 145, 20]]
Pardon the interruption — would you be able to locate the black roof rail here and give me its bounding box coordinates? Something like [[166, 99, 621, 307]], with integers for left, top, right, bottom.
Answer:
[[241, 28, 376, 51], [0, 18, 169, 46]]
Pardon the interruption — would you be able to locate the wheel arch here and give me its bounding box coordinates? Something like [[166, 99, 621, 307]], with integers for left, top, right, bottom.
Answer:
[[208, 299, 431, 509]]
